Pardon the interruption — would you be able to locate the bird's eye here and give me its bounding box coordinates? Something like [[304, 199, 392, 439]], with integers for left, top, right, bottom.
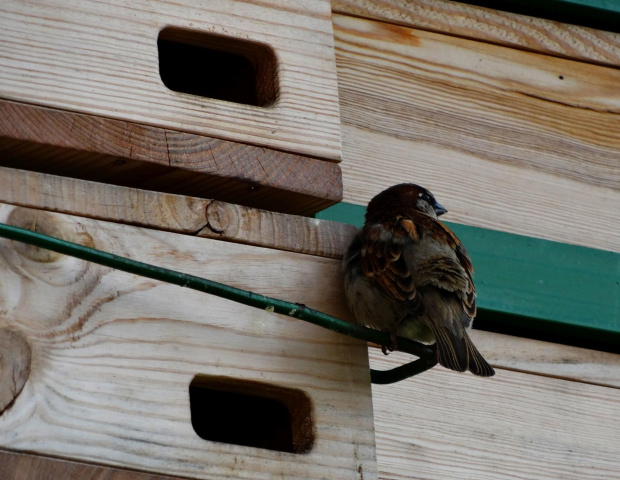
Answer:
[[421, 193, 432, 203]]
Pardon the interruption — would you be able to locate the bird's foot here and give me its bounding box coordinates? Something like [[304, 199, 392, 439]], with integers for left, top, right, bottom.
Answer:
[[381, 330, 399, 355]]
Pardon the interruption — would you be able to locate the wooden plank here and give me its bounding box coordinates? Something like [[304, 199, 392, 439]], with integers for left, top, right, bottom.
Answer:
[[469, 330, 620, 389], [5, 342, 618, 480], [0, 167, 355, 259], [0, 100, 343, 216], [332, 0, 620, 67], [369, 350, 620, 480], [317, 202, 620, 345], [4, 168, 620, 387], [333, 14, 620, 253], [0, 0, 341, 160], [0, 204, 376, 480], [198, 200, 357, 260], [460, 0, 620, 34], [0, 449, 185, 480]]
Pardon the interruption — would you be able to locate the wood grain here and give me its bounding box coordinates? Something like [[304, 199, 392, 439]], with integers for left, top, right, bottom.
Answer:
[[0, 449, 185, 480], [198, 200, 357, 259], [0, 204, 376, 480], [334, 14, 620, 252], [332, 0, 620, 67], [463, 330, 620, 388], [0, 167, 355, 259], [0, 328, 31, 416], [369, 350, 620, 480], [3, 167, 620, 387], [0, 0, 342, 160], [1, 203, 619, 480], [0, 100, 343, 216], [366, 330, 620, 391]]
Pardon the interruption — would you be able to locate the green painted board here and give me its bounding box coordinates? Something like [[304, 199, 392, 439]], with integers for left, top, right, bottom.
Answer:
[[317, 203, 620, 346], [461, 0, 620, 33]]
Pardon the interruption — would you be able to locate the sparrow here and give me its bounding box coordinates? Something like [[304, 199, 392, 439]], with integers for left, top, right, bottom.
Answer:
[[342, 183, 494, 377]]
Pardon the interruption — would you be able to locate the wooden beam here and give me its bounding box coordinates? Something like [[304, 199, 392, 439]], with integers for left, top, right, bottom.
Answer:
[[0, 0, 341, 160], [197, 200, 356, 259], [0, 167, 354, 259], [333, 13, 620, 253], [332, 0, 620, 66], [0, 101, 342, 216], [469, 330, 620, 388], [370, 350, 620, 480]]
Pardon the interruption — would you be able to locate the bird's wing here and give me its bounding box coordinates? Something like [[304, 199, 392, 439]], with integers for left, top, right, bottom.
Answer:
[[419, 215, 477, 317], [361, 217, 420, 308], [361, 213, 476, 316]]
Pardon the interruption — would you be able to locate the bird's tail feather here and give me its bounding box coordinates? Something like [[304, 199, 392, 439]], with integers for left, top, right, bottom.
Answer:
[[426, 321, 495, 377]]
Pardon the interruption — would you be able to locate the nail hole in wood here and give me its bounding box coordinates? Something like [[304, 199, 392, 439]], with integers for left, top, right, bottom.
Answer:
[[158, 28, 279, 107], [189, 375, 315, 454]]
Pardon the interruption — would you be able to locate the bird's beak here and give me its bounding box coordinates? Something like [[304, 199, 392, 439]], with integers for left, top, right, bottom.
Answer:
[[434, 202, 448, 216]]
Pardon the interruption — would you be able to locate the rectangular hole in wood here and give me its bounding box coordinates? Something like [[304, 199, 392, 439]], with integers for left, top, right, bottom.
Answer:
[[189, 375, 314, 454], [158, 28, 279, 107]]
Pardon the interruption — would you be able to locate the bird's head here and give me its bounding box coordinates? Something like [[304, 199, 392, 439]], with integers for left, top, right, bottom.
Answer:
[[365, 183, 448, 223]]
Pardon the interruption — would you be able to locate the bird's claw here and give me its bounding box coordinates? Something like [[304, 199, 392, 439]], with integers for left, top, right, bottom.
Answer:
[[381, 330, 399, 355]]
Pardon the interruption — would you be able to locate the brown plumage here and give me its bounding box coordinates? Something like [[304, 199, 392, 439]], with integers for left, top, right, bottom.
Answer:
[[343, 183, 494, 377]]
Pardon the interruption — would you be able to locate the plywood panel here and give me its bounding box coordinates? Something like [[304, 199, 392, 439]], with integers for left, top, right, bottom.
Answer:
[[0, 204, 376, 480], [334, 14, 620, 252], [369, 350, 620, 480], [333, 0, 620, 67], [0, 0, 341, 160]]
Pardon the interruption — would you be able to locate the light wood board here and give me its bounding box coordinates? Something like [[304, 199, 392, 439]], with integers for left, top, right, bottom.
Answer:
[[0, 166, 356, 259], [369, 350, 620, 480], [0, 204, 376, 480], [333, 0, 620, 67], [0, 449, 185, 480], [334, 14, 620, 252], [0, 100, 343, 216], [463, 330, 620, 389], [2, 167, 620, 388], [1, 197, 619, 480], [0, 0, 341, 160]]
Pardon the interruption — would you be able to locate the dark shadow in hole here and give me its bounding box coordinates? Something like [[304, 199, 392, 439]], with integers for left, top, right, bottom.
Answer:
[[158, 27, 279, 107], [189, 375, 314, 454]]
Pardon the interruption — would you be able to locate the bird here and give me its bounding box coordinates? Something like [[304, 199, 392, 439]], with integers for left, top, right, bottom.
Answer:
[[342, 183, 495, 377]]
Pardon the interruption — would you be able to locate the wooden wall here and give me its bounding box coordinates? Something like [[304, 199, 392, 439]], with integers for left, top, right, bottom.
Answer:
[[2, 168, 620, 480], [332, 0, 620, 253], [1, 0, 619, 479], [329, 2, 620, 479]]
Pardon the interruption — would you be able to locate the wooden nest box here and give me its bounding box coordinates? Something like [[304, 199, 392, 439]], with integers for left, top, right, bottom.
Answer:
[[0, 0, 343, 216]]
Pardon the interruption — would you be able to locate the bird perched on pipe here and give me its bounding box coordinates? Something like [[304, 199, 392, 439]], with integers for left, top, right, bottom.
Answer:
[[343, 183, 495, 377]]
